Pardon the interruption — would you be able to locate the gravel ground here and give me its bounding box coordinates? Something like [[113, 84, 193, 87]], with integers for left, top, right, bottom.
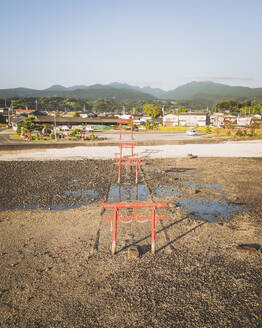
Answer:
[[0, 158, 262, 327]]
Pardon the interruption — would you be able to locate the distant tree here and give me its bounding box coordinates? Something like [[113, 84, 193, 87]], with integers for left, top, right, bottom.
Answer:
[[132, 107, 137, 115], [143, 104, 161, 118], [177, 106, 187, 114], [16, 123, 21, 135], [145, 120, 152, 130], [213, 100, 239, 113], [22, 116, 35, 132], [241, 100, 252, 107]]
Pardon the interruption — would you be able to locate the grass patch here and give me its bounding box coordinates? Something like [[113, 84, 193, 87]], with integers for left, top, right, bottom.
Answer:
[[157, 126, 188, 132], [10, 135, 24, 140]]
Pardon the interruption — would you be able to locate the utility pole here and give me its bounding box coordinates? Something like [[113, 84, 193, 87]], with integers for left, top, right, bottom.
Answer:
[[8, 107, 10, 127], [53, 112, 57, 140], [8, 100, 13, 127], [35, 99, 38, 111]]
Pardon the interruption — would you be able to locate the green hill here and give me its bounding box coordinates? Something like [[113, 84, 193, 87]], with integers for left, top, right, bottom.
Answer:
[[1, 81, 262, 107], [0, 85, 155, 103], [162, 81, 262, 102]]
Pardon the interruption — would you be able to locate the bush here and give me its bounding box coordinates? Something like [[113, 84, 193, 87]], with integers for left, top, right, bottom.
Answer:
[[235, 129, 247, 137], [145, 120, 152, 130], [68, 128, 80, 137], [226, 129, 232, 136], [16, 124, 21, 135], [205, 126, 212, 134]]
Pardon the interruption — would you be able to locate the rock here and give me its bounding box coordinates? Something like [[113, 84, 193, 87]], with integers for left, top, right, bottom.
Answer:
[[188, 189, 200, 195], [236, 244, 261, 254], [168, 202, 176, 208], [128, 246, 140, 259]]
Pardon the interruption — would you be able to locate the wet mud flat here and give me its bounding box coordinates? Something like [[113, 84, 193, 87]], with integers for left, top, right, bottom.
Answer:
[[0, 158, 262, 327]]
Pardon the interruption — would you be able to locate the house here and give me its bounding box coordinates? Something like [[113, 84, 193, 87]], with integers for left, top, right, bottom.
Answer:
[[163, 112, 209, 127], [115, 114, 133, 119], [224, 115, 237, 126], [237, 117, 252, 126], [11, 116, 26, 131], [15, 109, 35, 116], [210, 113, 225, 127], [163, 114, 179, 126]]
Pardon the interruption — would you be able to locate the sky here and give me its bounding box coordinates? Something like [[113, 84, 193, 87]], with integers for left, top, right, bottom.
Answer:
[[1, 0, 262, 90]]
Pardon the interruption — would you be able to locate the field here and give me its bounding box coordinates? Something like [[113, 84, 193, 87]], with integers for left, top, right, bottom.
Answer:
[[0, 158, 262, 327]]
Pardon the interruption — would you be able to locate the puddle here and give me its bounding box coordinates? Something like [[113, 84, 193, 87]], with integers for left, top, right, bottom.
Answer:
[[130, 184, 148, 201], [6, 204, 39, 210], [70, 179, 82, 184], [167, 172, 193, 177], [44, 189, 100, 210], [154, 185, 181, 198], [0, 188, 101, 211], [199, 184, 226, 194], [64, 189, 99, 199], [107, 184, 148, 203], [176, 196, 245, 222], [181, 181, 196, 189]]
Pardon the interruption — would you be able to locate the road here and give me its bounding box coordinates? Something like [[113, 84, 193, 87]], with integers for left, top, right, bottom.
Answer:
[[0, 130, 204, 146], [95, 131, 202, 141], [0, 128, 15, 144]]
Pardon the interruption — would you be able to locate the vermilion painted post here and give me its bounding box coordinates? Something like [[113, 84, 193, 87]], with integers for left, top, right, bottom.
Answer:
[[120, 123, 122, 140], [118, 158, 121, 184], [152, 207, 156, 254], [120, 143, 123, 157], [135, 161, 138, 184], [112, 208, 118, 255], [118, 185, 121, 201], [131, 144, 134, 156]]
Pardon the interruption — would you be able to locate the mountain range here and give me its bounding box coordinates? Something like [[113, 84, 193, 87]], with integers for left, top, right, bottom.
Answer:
[[1, 81, 262, 105]]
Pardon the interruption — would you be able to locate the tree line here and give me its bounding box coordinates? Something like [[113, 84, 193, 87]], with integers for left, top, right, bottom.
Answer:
[[1, 96, 261, 116], [213, 99, 262, 114], [0, 96, 207, 113]]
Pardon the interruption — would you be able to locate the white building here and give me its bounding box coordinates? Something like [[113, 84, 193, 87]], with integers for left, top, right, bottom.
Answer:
[[163, 114, 179, 126], [163, 112, 208, 127], [237, 117, 252, 126]]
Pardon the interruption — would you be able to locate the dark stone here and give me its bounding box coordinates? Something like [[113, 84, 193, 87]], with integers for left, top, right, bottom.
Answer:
[[236, 244, 261, 253]]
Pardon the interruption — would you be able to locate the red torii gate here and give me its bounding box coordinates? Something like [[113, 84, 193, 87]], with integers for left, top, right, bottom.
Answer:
[[114, 156, 144, 184], [117, 118, 135, 140], [103, 201, 167, 255], [115, 141, 137, 157], [113, 184, 141, 202]]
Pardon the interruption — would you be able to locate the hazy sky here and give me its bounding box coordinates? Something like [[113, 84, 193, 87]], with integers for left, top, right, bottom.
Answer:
[[1, 0, 262, 90]]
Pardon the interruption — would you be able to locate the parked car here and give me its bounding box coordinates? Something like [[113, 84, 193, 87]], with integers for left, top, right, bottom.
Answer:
[[186, 128, 197, 136]]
